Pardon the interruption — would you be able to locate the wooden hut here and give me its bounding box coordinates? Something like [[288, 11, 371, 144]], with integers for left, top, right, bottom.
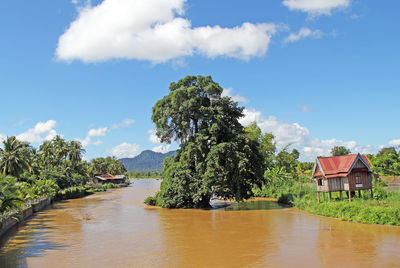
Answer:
[[89, 174, 126, 185], [312, 153, 373, 202]]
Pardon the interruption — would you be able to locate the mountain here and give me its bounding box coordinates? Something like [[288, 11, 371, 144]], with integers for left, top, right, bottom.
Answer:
[[119, 150, 176, 172]]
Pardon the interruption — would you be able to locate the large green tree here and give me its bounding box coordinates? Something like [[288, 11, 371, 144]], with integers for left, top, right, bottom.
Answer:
[[149, 75, 264, 208]]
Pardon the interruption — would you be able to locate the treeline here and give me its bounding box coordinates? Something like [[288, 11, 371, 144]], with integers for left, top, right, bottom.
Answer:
[[367, 147, 400, 176], [128, 171, 162, 178], [0, 135, 127, 220]]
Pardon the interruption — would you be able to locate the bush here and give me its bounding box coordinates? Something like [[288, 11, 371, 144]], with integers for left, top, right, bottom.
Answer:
[[373, 187, 388, 200], [56, 186, 89, 200]]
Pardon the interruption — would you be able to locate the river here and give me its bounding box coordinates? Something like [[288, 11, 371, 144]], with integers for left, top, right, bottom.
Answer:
[[1, 179, 400, 267]]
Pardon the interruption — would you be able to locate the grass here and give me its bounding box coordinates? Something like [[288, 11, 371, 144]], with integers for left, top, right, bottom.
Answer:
[[254, 180, 400, 226]]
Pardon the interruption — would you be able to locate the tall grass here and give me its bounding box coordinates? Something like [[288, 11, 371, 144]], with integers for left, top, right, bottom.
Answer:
[[254, 179, 400, 226]]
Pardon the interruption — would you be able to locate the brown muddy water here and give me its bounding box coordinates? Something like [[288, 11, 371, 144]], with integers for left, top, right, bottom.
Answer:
[[1, 179, 400, 268]]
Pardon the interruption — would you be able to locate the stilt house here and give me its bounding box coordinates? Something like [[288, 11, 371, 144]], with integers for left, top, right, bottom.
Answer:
[[312, 153, 373, 202]]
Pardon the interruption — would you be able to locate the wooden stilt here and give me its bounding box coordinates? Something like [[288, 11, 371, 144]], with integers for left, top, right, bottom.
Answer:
[[371, 189, 374, 198], [368, 190, 370, 199], [358, 190, 361, 198], [340, 191, 343, 200], [348, 190, 352, 201], [328, 192, 331, 202], [317, 192, 320, 203]]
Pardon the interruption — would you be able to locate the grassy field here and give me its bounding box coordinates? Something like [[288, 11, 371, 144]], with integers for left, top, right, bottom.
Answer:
[[254, 181, 400, 226]]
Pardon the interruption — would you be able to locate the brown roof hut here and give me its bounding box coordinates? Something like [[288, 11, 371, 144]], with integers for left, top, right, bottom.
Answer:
[[312, 153, 373, 202]]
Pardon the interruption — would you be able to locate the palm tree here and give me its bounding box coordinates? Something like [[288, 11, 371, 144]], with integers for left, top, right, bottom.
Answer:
[[0, 136, 30, 179], [68, 141, 85, 163]]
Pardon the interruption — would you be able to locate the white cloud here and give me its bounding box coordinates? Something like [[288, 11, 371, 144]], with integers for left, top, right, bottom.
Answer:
[[222, 88, 249, 103], [284, 27, 323, 43], [112, 119, 134, 129], [148, 129, 161, 144], [240, 108, 310, 148], [389, 139, 400, 146], [109, 142, 140, 158], [301, 138, 375, 161], [152, 144, 171, 154], [239, 108, 378, 161], [88, 127, 108, 137], [17, 120, 58, 144], [76, 127, 108, 147], [56, 0, 276, 63], [283, 0, 350, 17]]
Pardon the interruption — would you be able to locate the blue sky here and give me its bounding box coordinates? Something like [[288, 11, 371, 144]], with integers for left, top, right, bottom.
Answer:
[[0, 0, 399, 161]]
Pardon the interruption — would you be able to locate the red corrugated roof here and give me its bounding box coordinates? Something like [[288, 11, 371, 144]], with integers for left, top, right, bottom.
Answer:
[[313, 154, 371, 178]]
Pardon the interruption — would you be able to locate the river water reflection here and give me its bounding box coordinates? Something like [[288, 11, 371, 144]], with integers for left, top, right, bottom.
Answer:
[[1, 179, 400, 267]]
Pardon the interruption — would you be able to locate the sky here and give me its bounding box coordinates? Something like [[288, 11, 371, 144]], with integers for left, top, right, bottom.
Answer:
[[0, 0, 399, 162]]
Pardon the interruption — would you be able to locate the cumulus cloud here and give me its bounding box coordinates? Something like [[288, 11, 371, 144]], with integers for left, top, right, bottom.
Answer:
[[239, 107, 378, 161], [88, 127, 108, 137], [112, 119, 134, 129], [148, 129, 161, 144], [301, 139, 374, 161], [240, 108, 310, 148], [17, 120, 58, 144], [152, 144, 171, 154], [389, 139, 400, 147], [56, 0, 276, 63], [109, 142, 140, 158], [222, 88, 249, 103], [283, 0, 350, 17], [284, 27, 323, 43], [76, 127, 108, 147]]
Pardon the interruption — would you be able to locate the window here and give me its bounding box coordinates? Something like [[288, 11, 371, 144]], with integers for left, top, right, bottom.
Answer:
[[318, 179, 323, 186], [356, 176, 361, 183]]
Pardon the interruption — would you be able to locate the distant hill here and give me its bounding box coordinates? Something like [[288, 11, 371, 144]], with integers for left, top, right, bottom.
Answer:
[[119, 150, 176, 172]]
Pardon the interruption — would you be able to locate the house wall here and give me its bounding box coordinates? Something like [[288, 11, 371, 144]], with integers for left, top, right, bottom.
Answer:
[[328, 177, 346, 192], [316, 177, 329, 192], [347, 170, 371, 191]]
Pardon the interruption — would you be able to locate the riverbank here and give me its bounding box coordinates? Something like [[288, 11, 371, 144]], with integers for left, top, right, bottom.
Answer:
[[254, 182, 400, 226]]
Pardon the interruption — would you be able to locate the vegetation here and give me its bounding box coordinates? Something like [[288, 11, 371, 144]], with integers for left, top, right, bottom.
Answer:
[[331, 146, 351, 156], [253, 142, 400, 226], [146, 75, 265, 208], [128, 171, 162, 178], [368, 147, 400, 176], [0, 135, 128, 222], [88, 156, 127, 177], [120, 150, 176, 172]]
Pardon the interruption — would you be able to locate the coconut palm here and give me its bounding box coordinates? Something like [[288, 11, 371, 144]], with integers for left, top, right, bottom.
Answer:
[[0, 136, 30, 179], [68, 141, 85, 163]]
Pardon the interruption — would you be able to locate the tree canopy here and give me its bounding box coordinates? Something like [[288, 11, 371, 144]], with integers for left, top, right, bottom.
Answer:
[[331, 146, 351, 156], [148, 75, 265, 208]]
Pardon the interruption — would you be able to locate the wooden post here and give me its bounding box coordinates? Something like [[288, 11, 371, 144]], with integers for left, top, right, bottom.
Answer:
[[328, 192, 331, 202], [371, 189, 374, 198], [368, 189, 370, 199], [317, 192, 320, 203], [323, 192, 325, 201], [358, 190, 361, 198], [340, 191, 342, 200], [348, 190, 352, 201]]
